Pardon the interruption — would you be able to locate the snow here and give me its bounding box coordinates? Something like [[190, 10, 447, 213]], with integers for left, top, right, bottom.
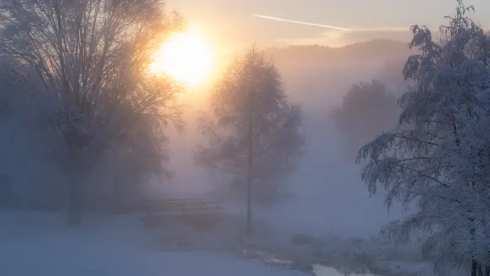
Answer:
[[0, 211, 308, 276], [0, 210, 437, 276], [313, 265, 374, 276]]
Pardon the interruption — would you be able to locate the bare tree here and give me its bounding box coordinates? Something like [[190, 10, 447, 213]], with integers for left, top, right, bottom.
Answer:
[[195, 48, 304, 234], [0, 0, 184, 225]]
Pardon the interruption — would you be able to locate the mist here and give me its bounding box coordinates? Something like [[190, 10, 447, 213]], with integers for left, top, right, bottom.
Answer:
[[0, 36, 415, 249], [156, 40, 415, 239], [3, 1, 489, 276]]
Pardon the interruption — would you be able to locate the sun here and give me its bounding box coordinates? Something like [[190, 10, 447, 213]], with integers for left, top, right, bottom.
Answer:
[[150, 29, 214, 87]]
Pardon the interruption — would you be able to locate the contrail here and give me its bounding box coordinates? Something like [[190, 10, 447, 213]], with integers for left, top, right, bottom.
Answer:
[[251, 14, 351, 31], [251, 14, 408, 32]]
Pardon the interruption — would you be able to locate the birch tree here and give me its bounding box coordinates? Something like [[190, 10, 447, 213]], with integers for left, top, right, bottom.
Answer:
[[0, 0, 184, 225], [195, 48, 304, 234], [357, 1, 490, 275]]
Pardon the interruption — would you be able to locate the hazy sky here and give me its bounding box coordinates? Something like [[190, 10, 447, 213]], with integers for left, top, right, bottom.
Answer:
[[166, 0, 490, 50]]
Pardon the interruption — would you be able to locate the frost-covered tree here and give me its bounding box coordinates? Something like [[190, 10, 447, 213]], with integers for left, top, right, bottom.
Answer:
[[195, 48, 304, 234], [357, 1, 490, 275], [0, 0, 184, 225], [332, 80, 399, 160]]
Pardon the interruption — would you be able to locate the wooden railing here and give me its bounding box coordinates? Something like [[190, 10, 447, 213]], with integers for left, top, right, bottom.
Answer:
[[141, 198, 224, 216]]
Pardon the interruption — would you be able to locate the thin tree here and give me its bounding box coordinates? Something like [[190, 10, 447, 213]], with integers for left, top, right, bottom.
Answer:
[[195, 48, 304, 234], [0, 0, 184, 225]]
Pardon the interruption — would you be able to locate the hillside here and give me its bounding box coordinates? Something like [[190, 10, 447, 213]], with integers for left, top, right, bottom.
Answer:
[[264, 39, 416, 65], [260, 39, 416, 112]]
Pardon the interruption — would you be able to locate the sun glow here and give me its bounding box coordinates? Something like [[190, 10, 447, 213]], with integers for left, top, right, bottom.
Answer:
[[150, 29, 214, 87]]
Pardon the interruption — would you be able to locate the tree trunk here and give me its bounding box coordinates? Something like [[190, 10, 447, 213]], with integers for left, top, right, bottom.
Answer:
[[472, 259, 478, 276], [246, 100, 254, 235], [0, 176, 12, 209], [477, 263, 483, 276], [111, 179, 125, 214], [68, 178, 83, 227], [246, 127, 253, 234], [246, 165, 252, 234], [245, 74, 255, 235]]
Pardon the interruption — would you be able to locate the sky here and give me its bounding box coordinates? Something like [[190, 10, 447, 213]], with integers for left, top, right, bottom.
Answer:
[[165, 0, 490, 50]]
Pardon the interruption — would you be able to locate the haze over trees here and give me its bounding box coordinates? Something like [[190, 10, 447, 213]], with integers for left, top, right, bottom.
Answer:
[[0, 0, 184, 225], [332, 80, 400, 159], [358, 1, 490, 275], [2, 1, 490, 276], [195, 48, 304, 233]]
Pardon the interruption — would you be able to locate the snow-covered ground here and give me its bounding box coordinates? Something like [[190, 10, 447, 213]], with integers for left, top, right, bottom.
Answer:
[[0, 210, 435, 276], [0, 211, 308, 276], [144, 212, 433, 276]]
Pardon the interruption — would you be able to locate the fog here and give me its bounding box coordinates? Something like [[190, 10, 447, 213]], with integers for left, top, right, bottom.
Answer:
[[5, 0, 490, 275], [158, 39, 415, 238], [0, 36, 424, 276], [0, 39, 414, 240]]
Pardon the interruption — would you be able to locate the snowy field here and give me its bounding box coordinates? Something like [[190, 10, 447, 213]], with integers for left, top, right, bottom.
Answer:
[[0, 210, 434, 276], [0, 211, 310, 276]]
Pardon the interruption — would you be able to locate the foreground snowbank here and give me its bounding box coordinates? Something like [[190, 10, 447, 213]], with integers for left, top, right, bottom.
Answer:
[[0, 211, 308, 276]]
